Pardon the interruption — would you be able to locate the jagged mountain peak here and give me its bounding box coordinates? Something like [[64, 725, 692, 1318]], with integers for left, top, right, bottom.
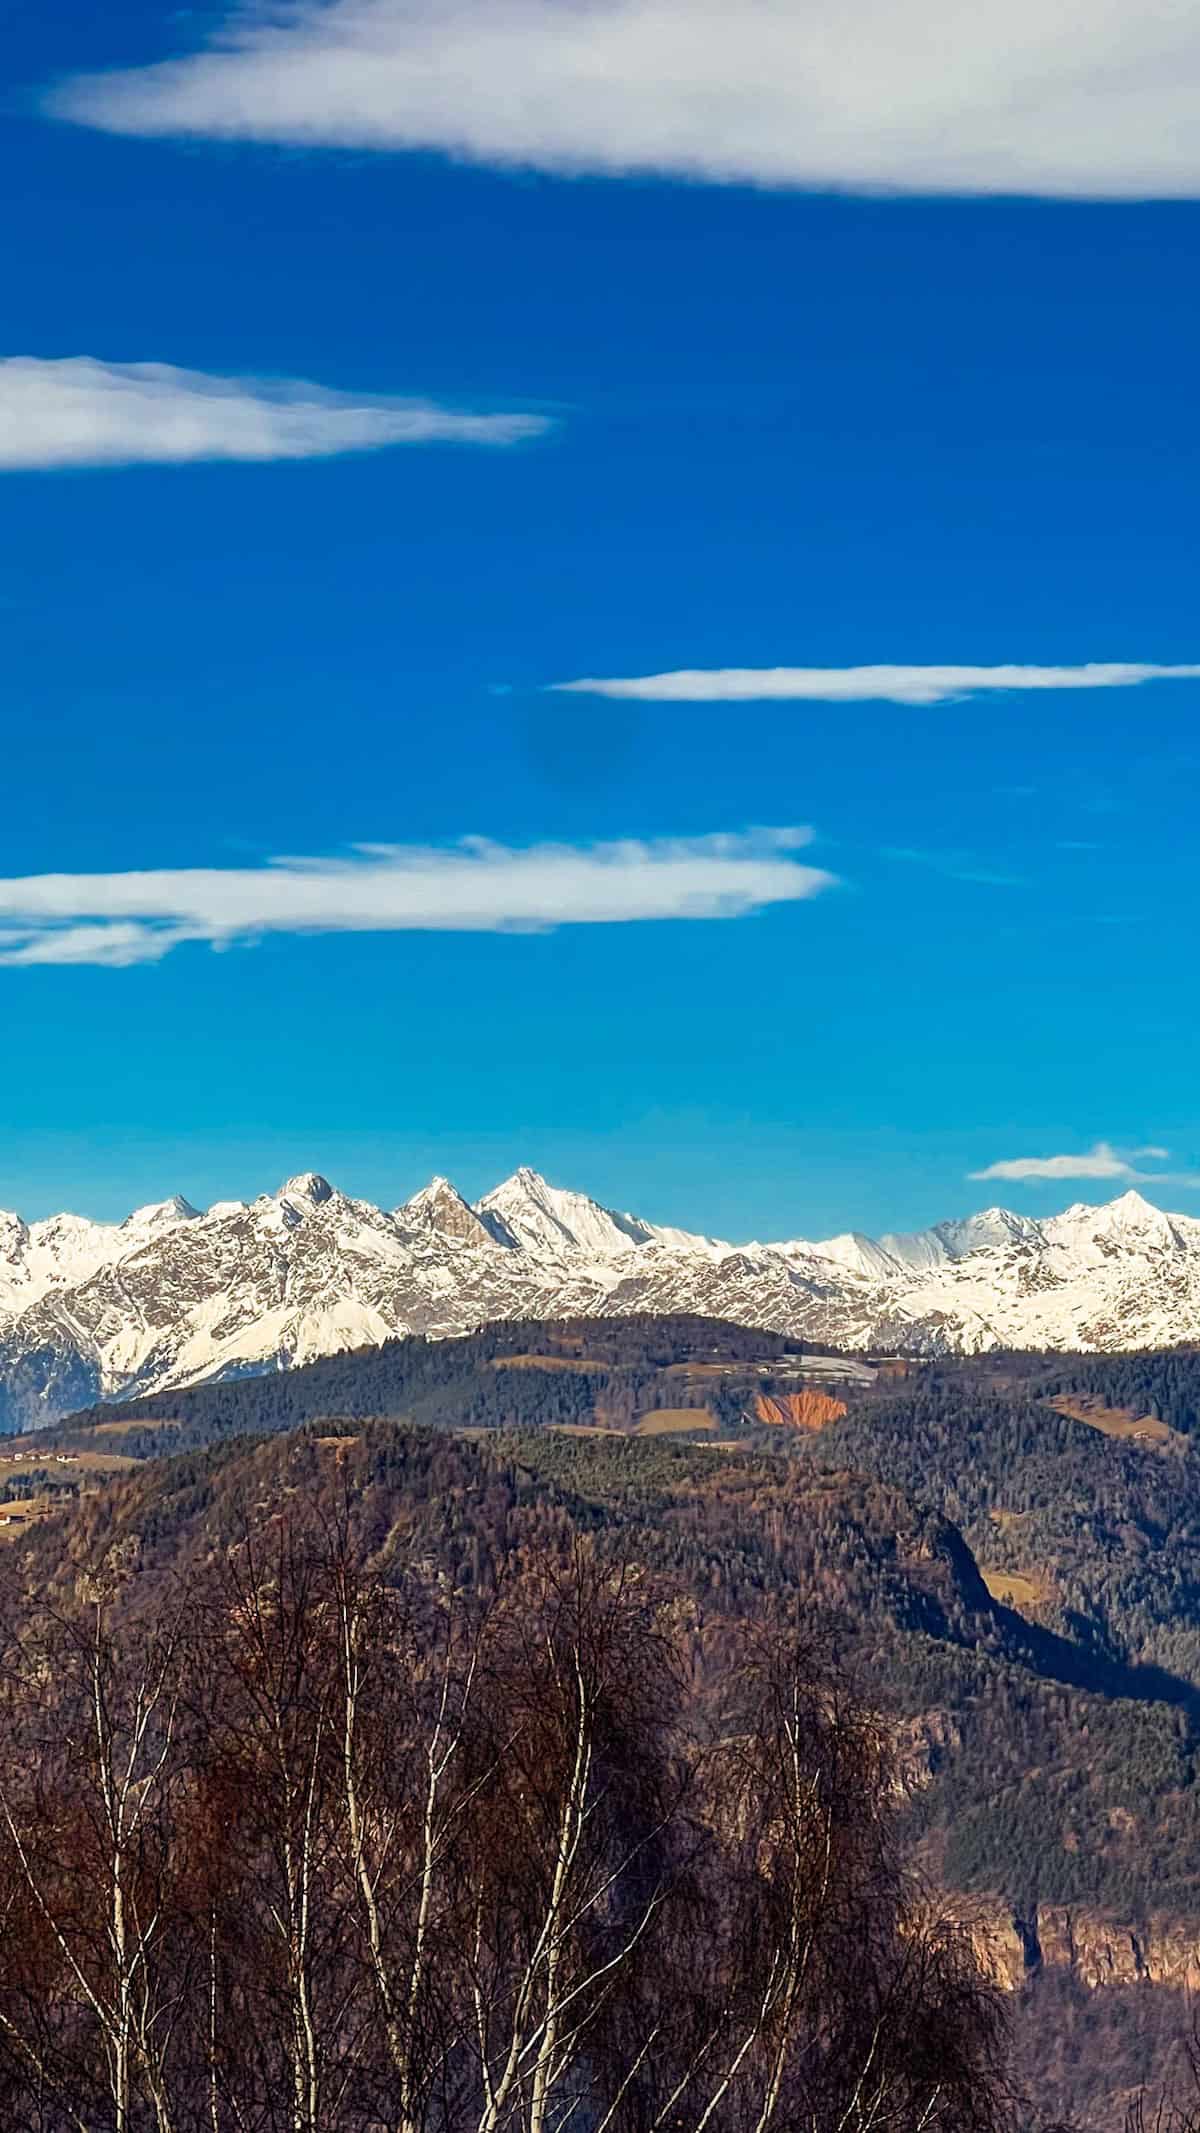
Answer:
[[881, 1205, 1046, 1271], [400, 1176, 497, 1248], [275, 1173, 335, 1208], [477, 1168, 652, 1259], [122, 1195, 201, 1231], [1043, 1189, 1191, 1257], [1054, 1188, 1159, 1225]]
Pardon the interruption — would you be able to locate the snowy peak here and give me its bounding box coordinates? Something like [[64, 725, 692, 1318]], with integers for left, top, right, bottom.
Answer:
[[400, 1176, 498, 1249], [881, 1206, 1046, 1271], [276, 1173, 335, 1208], [1065, 1188, 1170, 1236], [15, 1212, 127, 1296], [122, 1195, 201, 1232], [473, 1168, 720, 1261], [476, 1167, 652, 1261], [1043, 1190, 1192, 1262]]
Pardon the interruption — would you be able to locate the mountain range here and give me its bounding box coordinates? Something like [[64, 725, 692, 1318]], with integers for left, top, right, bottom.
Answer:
[[4, 1164, 1200, 1427]]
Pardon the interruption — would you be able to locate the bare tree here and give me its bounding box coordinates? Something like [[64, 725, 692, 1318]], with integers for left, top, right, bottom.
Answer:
[[655, 1624, 1011, 2133], [0, 1592, 192, 2133], [325, 1518, 494, 2133], [1125, 2024, 1200, 2133], [187, 1524, 356, 2133], [459, 1549, 689, 2133]]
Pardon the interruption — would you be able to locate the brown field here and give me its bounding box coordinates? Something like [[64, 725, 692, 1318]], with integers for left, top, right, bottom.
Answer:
[[980, 1566, 1054, 1611], [0, 1440, 146, 1541], [634, 1407, 716, 1436], [0, 1498, 39, 1536], [0, 1447, 137, 1478], [1044, 1396, 1181, 1448]]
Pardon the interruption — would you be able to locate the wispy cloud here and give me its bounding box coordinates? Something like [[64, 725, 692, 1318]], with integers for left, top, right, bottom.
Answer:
[[0, 358, 550, 471], [969, 1141, 1176, 1184], [551, 665, 1200, 707], [47, 0, 1200, 200], [0, 829, 836, 969], [882, 847, 1026, 889]]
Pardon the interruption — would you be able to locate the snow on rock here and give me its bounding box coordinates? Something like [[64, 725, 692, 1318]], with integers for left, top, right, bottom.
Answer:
[[122, 1196, 201, 1232], [1042, 1190, 1197, 1263], [476, 1167, 652, 1259], [807, 1233, 904, 1282], [880, 1206, 1046, 1270], [399, 1176, 499, 1249], [275, 1173, 336, 1208]]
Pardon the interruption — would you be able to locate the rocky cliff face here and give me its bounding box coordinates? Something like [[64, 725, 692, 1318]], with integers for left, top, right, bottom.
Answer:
[[970, 1902, 1200, 1994]]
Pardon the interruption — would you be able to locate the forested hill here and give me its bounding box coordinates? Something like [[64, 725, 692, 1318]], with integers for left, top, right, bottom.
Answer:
[[15, 1321, 1200, 2125], [55, 1314, 817, 1456], [56, 1312, 1200, 1457], [14, 1414, 1200, 1923], [43, 1318, 1200, 1707]]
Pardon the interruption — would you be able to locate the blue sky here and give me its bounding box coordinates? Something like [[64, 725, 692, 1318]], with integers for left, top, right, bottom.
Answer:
[[4, 0, 1200, 1238]]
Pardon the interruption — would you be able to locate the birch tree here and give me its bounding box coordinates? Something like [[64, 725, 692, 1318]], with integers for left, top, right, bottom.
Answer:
[[651, 1625, 1010, 2133], [460, 1551, 687, 2133], [189, 1525, 356, 2133], [0, 1594, 192, 2133], [325, 1526, 493, 2133]]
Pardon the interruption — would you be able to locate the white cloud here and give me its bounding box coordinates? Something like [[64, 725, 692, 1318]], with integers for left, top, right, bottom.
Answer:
[[551, 664, 1200, 707], [969, 1141, 1168, 1183], [0, 829, 835, 969], [0, 358, 550, 471], [47, 0, 1200, 200], [0, 923, 196, 969]]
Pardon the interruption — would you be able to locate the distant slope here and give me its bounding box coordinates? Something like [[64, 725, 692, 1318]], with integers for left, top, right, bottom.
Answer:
[[52, 1315, 818, 1456]]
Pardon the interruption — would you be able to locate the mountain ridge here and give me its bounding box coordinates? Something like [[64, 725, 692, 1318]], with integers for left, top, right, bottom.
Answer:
[[4, 1168, 1200, 1427]]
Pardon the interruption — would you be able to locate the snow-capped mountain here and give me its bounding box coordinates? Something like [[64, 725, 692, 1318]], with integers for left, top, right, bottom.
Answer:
[[3, 1171, 1200, 1430]]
